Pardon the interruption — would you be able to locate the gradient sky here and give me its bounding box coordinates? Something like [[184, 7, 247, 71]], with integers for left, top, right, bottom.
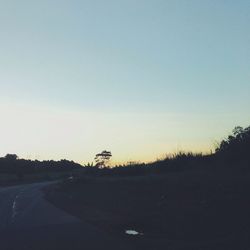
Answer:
[[0, 0, 249, 164]]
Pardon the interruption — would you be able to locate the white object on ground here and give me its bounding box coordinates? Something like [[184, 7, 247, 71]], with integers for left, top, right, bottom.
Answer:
[[125, 230, 143, 235]]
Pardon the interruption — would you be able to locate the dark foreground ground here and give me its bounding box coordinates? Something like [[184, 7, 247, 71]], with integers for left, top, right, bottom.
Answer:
[[0, 182, 137, 250], [46, 166, 250, 250]]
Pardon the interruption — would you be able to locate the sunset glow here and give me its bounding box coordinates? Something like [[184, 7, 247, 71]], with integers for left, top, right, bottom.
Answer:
[[0, 0, 249, 164]]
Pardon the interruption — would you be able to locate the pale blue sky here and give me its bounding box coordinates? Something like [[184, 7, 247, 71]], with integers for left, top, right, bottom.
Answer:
[[0, 0, 249, 163]]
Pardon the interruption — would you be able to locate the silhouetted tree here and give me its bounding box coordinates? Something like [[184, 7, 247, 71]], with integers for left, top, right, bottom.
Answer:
[[5, 154, 18, 161], [94, 150, 112, 168], [215, 125, 250, 162]]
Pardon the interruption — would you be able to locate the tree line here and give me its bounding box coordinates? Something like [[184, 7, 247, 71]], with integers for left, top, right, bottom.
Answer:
[[0, 154, 82, 175], [1, 125, 249, 177]]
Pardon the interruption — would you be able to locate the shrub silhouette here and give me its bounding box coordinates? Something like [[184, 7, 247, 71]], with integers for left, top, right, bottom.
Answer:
[[4, 154, 18, 161], [215, 125, 250, 163]]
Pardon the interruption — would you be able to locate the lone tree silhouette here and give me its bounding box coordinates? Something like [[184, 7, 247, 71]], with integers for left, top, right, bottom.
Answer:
[[94, 150, 112, 168]]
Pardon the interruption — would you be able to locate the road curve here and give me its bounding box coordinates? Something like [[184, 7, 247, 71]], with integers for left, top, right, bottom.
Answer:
[[0, 181, 134, 250]]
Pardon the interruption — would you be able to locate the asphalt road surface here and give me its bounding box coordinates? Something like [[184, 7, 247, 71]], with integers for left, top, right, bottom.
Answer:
[[0, 182, 137, 250]]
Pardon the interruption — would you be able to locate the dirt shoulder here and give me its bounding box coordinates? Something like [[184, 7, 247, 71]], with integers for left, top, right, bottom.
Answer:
[[45, 169, 250, 249]]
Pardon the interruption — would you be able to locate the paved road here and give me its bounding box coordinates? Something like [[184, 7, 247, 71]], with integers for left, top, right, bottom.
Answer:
[[0, 182, 135, 250]]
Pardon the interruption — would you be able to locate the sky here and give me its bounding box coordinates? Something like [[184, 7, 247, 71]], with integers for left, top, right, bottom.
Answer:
[[0, 0, 249, 164]]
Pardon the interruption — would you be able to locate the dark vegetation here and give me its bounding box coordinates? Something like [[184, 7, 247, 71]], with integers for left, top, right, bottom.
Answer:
[[215, 125, 250, 162], [94, 150, 112, 168], [83, 125, 250, 177], [45, 125, 250, 250], [2, 125, 249, 179], [0, 154, 82, 185]]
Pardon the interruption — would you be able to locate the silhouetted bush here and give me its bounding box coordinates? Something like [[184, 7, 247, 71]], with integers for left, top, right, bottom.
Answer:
[[215, 125, 250, 164]]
